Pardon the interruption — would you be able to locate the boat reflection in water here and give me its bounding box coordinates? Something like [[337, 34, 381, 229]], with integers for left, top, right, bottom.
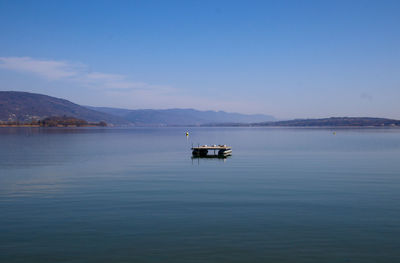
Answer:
[[191, 155, 230, 165]]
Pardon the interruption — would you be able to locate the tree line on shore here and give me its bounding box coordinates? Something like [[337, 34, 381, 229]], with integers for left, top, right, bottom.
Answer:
[[0, 116, 107, 127]]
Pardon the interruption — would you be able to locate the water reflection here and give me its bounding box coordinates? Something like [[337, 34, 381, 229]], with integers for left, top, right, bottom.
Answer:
[[191, 155, 229, 165], [191, 155, 230, 159]]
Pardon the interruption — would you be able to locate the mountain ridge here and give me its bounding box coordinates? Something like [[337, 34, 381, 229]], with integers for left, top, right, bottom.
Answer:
[[0, 91, 128, 124], [0, 91, 275, 126], [3, 91, 397, 127], [87, 106, 275, 126]]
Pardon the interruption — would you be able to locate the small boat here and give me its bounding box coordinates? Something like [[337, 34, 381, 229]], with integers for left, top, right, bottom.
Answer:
[[192, 145, 232, 158]]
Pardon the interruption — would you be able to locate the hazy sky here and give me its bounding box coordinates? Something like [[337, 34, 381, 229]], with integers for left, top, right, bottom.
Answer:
[[0, 0, 399, 119]]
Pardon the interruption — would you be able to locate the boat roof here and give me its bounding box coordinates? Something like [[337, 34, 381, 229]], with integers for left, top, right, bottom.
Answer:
[[192, 145, 231, 150]]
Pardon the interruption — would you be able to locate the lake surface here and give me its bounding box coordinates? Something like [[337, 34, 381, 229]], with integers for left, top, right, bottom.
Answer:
[[1, 127, 400, 263]]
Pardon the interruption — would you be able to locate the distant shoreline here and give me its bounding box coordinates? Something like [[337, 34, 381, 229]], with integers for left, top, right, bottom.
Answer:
[[0, 116, 107, 128], [0, 124, 104, 128], [1, 125, 400, 129]]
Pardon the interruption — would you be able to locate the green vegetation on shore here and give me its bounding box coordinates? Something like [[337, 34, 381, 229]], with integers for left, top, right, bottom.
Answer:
[[0, 116, 107, 127]]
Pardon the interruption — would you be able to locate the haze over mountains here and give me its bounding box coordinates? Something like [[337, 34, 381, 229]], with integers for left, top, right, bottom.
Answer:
[[88, 106, 275, 126], [0, 91, 275, 126]]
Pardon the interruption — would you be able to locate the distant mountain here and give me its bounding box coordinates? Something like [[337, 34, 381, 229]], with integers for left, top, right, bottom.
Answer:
[[254, 117, 400, 127], [88, 106, 276, 126], [1, 92, 397, 128], [0, 91, 275, 126], [0, 91, 128, 125]]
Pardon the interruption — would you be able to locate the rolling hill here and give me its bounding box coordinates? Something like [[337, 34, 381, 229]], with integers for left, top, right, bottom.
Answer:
[[0, 91, 128, 124]]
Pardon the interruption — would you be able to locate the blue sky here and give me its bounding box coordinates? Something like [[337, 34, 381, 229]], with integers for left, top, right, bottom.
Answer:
[[0, 0, 399, 119]]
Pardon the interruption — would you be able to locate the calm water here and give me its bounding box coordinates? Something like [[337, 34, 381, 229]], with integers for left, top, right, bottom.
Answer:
[[1, 127, 400, 262]]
